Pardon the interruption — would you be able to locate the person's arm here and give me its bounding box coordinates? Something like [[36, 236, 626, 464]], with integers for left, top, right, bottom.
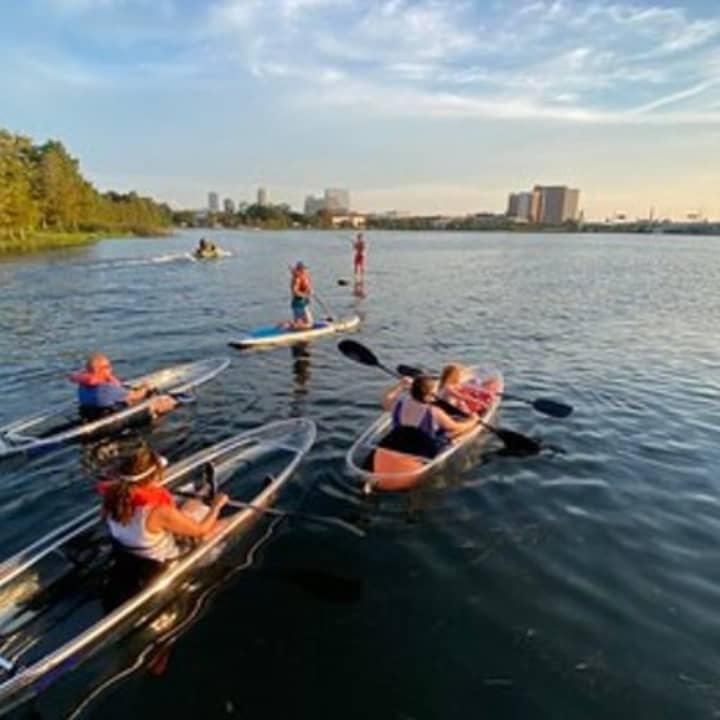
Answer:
[[432, 406, 479, 438], [381, 378, 412, 411], [148, 494, 229, 539]]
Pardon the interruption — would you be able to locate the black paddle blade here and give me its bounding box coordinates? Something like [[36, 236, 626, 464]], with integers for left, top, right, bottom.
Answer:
[[337, 278, 349, 286], [494, 427, 542, 456], [532, 398, 573, 418], [396, 364, 426, 378], [337, 339, 379, 367]]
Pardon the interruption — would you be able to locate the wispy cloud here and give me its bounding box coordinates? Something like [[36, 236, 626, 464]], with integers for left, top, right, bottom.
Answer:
[[8, 0, 720, 125], [200, 0, 720, 124]]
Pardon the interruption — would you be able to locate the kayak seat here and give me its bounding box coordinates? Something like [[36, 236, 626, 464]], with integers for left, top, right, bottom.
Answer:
[[378, 426, 438, 459]]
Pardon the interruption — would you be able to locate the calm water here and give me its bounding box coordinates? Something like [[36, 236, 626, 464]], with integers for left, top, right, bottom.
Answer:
[[1, 230, 719, 719]]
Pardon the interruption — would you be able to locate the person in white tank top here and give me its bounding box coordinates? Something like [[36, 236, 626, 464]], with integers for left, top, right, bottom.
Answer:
[[100, 446, 228, 563]]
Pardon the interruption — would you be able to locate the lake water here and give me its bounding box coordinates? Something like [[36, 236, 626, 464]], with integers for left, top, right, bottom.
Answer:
[[1, 230, 719, 719]]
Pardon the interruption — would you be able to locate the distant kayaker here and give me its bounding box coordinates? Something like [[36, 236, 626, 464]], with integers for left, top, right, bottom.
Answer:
[[70, 353, 176, 421], [99, 446, 228, 563], [289, 261, 313, 329], [352, 233, 366, 278]]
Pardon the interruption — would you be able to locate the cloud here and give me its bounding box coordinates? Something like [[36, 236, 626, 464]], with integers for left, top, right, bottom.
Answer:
[[199, 0, 720, 124]]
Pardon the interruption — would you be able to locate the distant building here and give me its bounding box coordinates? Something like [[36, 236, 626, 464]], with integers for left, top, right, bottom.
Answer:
[[208, 192, 219, 213], [330, 213, 366, 229], [506, 193, 520, 217], [506, 191, 533, 220], [508, 185, 579, 223], [535, 185, 579, 224], [223, 197, 235, 214], [257, 187, 268, 206], [324, 188, 350, 214], [304, 194, 325, 216]]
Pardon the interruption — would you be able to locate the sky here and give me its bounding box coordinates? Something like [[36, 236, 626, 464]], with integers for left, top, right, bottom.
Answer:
[[0, 0, 718, 220]]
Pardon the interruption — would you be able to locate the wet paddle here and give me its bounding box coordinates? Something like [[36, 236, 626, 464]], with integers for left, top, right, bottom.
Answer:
[[338, 340, 542, 456], [174, 489, 365, 538], [396, 364, 573, 418]]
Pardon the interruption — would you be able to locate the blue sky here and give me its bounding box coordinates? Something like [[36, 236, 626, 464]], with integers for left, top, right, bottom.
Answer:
[[1, 0, 718, 219]]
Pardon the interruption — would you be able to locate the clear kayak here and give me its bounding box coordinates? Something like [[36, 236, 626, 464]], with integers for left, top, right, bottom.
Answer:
[[0, 418, 316, 714], [346, 368, 504, 492], [0, 357, 230, 460], [229, 315, 360, 350]]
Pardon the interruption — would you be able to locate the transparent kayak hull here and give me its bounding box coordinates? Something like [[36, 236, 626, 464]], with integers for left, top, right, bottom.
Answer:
[[0, 418, 316, 714], [0, 357, 230, 459], [346, 368, 504, 492]]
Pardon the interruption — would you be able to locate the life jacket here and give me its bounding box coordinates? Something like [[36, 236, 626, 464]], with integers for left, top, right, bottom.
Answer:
[[388, 397, 445, 456], [68, 369, 122, 388], [97, 481, 178, 562], [292, 271, 312, 297]]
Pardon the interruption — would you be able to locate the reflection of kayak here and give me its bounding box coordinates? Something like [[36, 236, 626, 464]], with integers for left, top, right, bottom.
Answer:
[[346, 368, 503, 492], [229, 315, 361, 350], [0, 418, 316, 714], [0, 358, 230, 460]]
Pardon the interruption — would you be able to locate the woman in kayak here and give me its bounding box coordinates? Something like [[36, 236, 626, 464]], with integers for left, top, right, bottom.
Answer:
[[438, 364, 497, 415], [352, 233, 366, 279], [70, 353, 176, 421], [100, 446, 228, 564], [378, 375, 479, 457], [289, 261, 313, 329]]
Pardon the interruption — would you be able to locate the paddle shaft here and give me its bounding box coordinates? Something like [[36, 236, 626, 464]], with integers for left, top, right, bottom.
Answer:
[[174, 491, 364, 537]]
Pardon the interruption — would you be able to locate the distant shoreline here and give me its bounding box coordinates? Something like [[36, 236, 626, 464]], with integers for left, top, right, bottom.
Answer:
[[0, 228, 173, 256]]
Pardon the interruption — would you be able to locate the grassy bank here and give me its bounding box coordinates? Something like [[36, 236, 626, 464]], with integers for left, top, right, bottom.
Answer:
[[0, 227, 173, 255]]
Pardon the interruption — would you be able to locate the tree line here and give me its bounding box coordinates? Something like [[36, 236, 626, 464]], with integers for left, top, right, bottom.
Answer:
[[0, 129, 172, 243]]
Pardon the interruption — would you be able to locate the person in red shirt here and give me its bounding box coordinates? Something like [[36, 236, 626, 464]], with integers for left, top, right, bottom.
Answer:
[[352, 233, 366, 279]]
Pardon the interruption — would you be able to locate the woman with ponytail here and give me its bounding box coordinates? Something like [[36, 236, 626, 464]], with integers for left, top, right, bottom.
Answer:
[[99, 446, 228, 563]]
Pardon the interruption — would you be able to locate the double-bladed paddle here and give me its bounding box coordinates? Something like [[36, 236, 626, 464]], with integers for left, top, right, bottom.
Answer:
[[337, 339, 542, 456], [396, 364, 573, 418]]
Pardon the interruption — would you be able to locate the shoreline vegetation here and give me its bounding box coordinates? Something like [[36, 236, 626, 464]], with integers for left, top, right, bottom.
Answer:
[[0, 127, 172, 254]]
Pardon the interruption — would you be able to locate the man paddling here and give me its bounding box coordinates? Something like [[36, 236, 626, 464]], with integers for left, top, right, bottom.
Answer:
[[288, 261, 314, 329], [70, 353, 176, 421]]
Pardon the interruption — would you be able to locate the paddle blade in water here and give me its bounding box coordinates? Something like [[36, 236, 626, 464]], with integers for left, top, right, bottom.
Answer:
[[337, 278, 350, 286], [533, 398, 573, 418], [493, 427, 542, 456], [338, 339, 379, 367]]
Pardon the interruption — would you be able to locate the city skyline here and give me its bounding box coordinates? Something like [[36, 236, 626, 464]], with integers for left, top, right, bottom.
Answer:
[[2, 1, 718, 220]]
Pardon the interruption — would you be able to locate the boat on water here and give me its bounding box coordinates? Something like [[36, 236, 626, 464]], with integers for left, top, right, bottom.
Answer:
[[0, 418, 316, 714], [229, 315, 361, 350], [193, 248, 222, 260], [346, 368, 503, 492], [0, 357, 230, 460]]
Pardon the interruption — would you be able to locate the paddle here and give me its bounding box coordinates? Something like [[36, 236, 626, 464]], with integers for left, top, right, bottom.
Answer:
[[338, 339, 542, 456], [337, 278, 350, 286], [312, 290, 335, 322], [174, 489, 366, 538], [396, 364, 573, 418]]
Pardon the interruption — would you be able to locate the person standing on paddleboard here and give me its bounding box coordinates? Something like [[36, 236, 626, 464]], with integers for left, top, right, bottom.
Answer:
[[352, 233, 366, 279], [290, 261, 313, 329]]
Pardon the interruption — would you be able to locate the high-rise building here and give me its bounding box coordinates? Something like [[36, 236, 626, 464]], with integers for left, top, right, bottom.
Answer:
[[223, 197, 235, 214], [257, 187, 268, 206], [324, 188, 350, 214], [208, 192, 219, 213], [506, 193, 520, 217], [507, 191, 533, 220], [534, 185, 579, 224], [304, 194, 325, 216]]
